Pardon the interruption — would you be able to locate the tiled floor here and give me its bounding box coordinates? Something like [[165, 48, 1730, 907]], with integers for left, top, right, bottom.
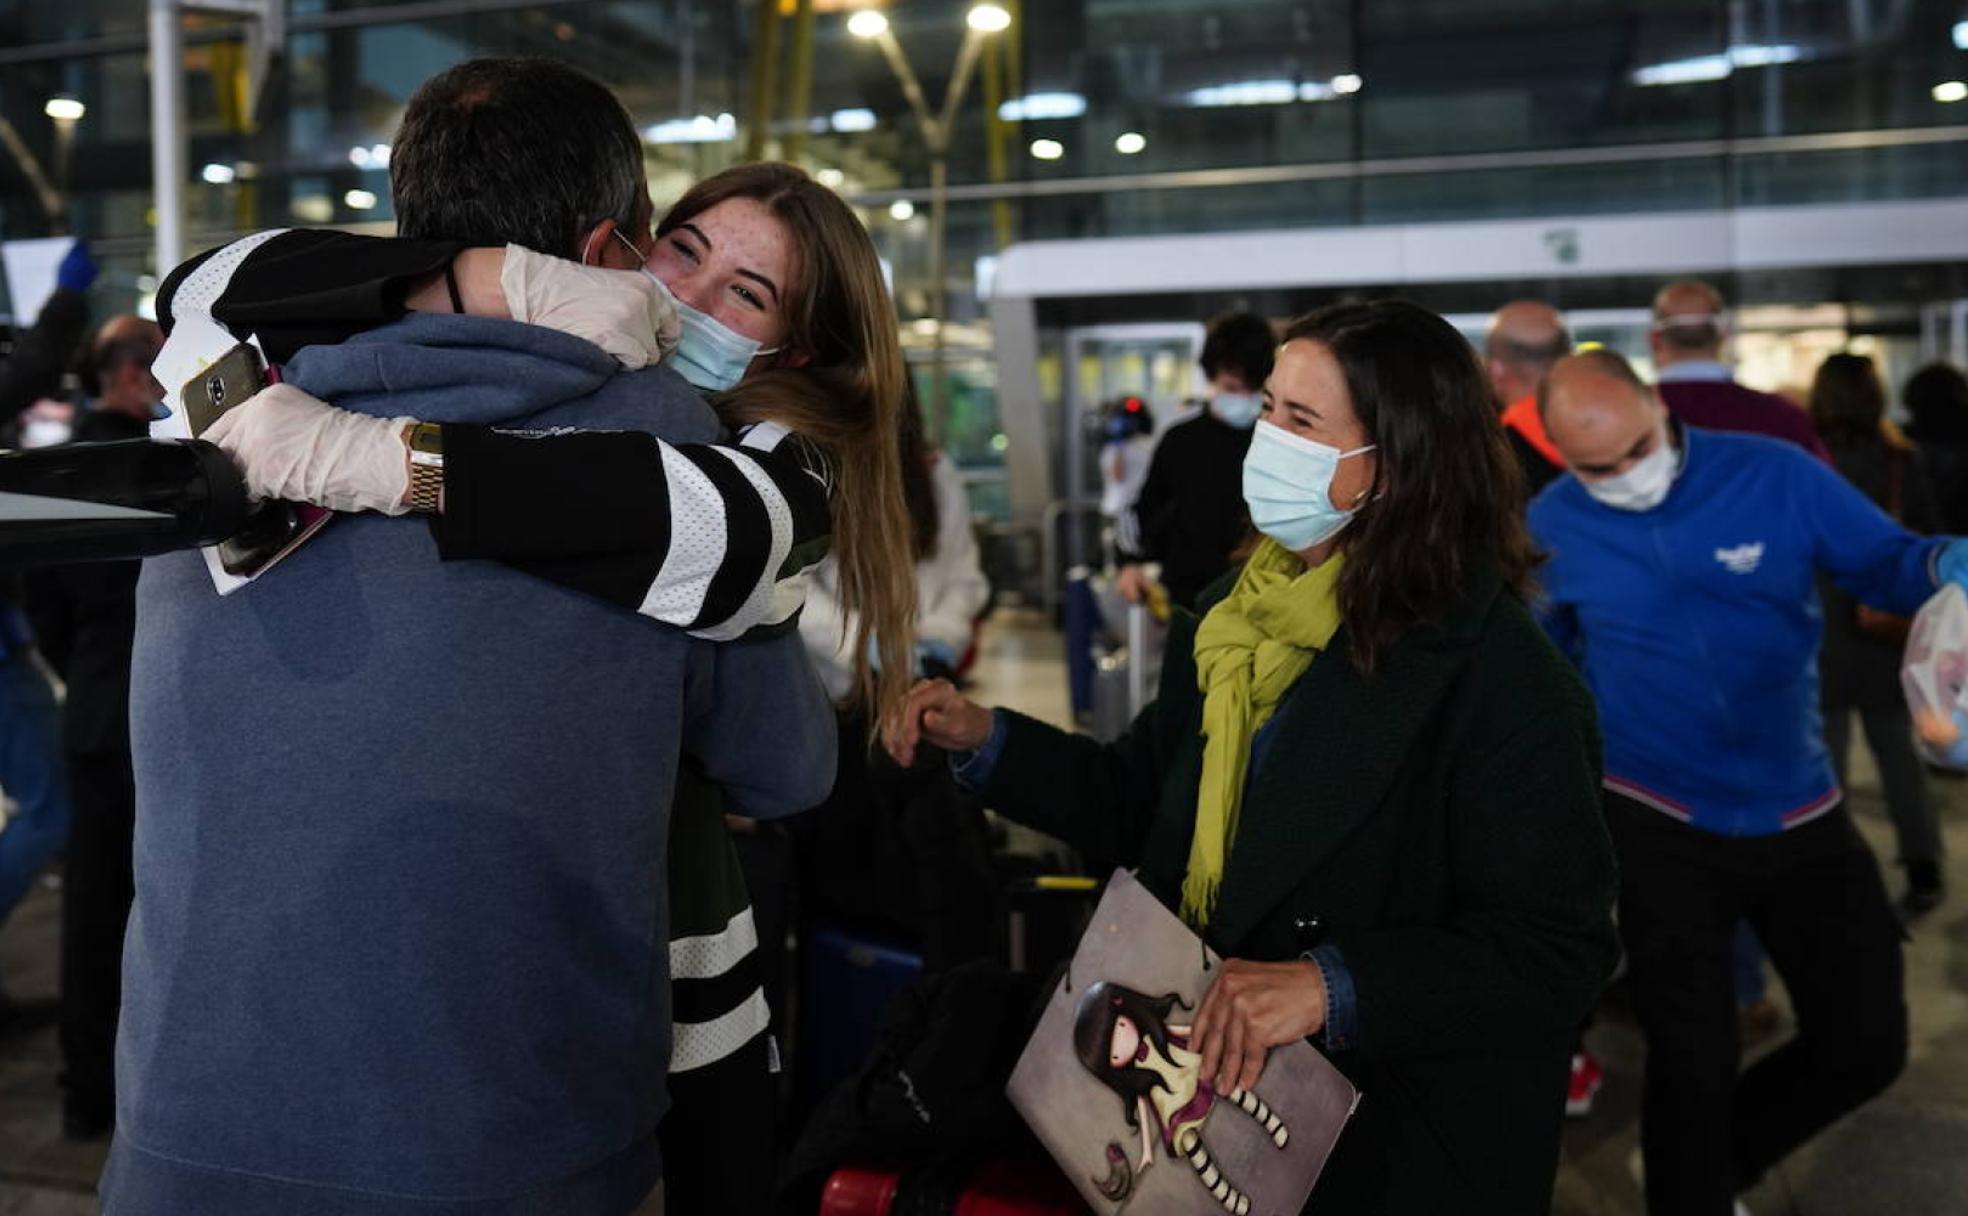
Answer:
[[0, 878, 100, 1215], [4, 607, 1966, 1214]]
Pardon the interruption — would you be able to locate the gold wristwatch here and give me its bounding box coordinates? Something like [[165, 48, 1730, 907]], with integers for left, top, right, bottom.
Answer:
[[404, 422, 445, 514]]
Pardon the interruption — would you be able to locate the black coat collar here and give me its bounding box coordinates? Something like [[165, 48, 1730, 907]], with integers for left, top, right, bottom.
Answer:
[[1200, 566, 1505, 951]]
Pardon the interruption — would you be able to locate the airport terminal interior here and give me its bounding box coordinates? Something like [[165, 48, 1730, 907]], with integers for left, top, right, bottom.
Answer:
[[2, 1, 1968, 1213]]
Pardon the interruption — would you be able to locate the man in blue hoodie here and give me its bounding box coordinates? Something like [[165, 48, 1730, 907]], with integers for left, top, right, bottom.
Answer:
[[110, 60, 834, 1215], [1529, 350, 1968, 1216]]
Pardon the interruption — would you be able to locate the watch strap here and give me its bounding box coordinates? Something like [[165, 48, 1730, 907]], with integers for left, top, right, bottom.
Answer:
[[404, 422, 444, 514]]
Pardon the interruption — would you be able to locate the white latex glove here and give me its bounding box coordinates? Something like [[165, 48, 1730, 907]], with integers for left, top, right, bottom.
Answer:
[[202, 383, 415, 516], [500, 243, 682, 371]]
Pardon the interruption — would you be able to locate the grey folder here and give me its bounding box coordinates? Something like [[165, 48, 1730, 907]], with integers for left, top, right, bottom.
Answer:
[[1007, 869, 1360, 1216]]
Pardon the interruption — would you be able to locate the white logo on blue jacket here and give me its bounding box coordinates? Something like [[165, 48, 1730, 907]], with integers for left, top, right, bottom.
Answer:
[[1714, 542, 1765, 575]]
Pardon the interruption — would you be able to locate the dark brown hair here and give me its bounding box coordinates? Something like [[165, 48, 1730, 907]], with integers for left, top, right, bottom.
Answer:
[[1905, 362, 1968, 445], [658, 163, 915, 722], [1809, 352, 1889, 450], [1282, 300, 1538, 671], [897, 380, 940, 562]]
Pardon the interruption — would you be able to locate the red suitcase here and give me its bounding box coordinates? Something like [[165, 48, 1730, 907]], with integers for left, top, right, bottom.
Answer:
[[819, 1158, 1085, 1216]]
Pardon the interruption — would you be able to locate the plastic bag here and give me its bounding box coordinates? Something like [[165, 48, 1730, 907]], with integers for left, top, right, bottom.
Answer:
[[1900, 584, 1968, 769]]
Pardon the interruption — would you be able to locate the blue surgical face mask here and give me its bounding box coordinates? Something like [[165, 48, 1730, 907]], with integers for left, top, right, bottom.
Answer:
[[617, 230, 781, 391], [1241, 419, 1376, 551], [1213, 392, 1262, 429]]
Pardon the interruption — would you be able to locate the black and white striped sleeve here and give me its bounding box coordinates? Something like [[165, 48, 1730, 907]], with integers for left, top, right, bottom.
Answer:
[[432, 420, 832, 640]]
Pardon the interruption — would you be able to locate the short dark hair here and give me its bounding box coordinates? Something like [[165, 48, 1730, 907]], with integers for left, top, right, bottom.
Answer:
[[390, 58, 645, 257], [1282, 300, 1538, 672], [1904, 362, 1968, 444], [1199, 312, 1277, 388]]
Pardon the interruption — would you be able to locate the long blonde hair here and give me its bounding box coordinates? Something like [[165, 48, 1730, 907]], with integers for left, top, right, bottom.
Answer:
[[658, 163, 916, 725]]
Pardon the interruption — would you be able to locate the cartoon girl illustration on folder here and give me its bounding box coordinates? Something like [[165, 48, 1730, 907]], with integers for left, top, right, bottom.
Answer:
[[1073, 981, 1291, 1215]]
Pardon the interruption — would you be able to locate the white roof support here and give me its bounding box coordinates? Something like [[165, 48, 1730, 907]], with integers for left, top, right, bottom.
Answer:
[[990, 199, 1968, 301], [149, 0, 286, 278]]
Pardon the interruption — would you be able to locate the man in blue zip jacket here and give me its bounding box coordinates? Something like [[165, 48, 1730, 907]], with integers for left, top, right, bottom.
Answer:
[[1528, 350, 1968, 1216]]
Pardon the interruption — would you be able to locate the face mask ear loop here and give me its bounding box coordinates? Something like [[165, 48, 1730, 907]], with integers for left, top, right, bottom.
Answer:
[[584, 226, 611, 267], [1346, 444, 1380, 510], [612, 226, 657, 269]]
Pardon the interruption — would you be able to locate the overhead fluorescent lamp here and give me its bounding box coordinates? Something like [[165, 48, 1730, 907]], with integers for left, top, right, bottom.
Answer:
[[1633, 43, 1803, 86], [997, 92, 1087, 121], [644, 113, 737, 144], [1184, 79, 1298, 108], [1953, 20, 1967, 50], [1184, 77, 1357, 108], [829, 108, 878, 132], [1634, 54, 1733, 85], [1730, 43, 1804, 67]]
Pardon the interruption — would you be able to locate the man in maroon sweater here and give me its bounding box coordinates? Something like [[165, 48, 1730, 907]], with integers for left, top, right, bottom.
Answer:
[[1650, 280, 1829, 461]]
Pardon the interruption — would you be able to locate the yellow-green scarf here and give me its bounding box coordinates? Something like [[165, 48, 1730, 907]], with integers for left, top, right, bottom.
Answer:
[[1182, 539, 1345, 928]]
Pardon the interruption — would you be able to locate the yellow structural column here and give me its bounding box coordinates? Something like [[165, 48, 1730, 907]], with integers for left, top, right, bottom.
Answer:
[[744, 0, 784, 162], [780, 0, 817, 166], [982, 0, 1022, 249]]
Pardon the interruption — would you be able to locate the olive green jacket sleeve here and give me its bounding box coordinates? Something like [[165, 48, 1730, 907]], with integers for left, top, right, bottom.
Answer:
[[973, 614, 1204, 878]]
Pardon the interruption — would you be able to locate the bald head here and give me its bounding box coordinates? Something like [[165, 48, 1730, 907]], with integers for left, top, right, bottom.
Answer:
[[1483, 300, 1572, 406], [89, 315, 165, 419], [1651, 279, 1727, 364], [1540, 350, 1669, 478]]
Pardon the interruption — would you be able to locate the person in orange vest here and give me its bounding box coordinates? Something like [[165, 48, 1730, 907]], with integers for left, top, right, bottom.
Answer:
[[1483, 301, 1572, 497]]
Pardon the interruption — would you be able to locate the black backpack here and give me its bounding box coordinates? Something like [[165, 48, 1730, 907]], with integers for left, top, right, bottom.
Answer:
[[778, 960, 1056, 1214]]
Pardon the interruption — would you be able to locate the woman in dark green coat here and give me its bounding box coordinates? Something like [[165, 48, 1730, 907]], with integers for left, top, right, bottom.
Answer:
[[889, 300, 1619, 1213]]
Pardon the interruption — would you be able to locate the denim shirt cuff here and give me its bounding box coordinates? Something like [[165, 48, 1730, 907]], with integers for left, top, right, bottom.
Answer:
[[1306, 944, 1359, 1052], [948, 709, 1009, 790]]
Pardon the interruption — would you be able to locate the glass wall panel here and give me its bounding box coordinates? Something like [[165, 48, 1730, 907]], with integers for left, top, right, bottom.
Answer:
[[1361, 158, 1728, 223], [0, 2, 1963, 331]]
